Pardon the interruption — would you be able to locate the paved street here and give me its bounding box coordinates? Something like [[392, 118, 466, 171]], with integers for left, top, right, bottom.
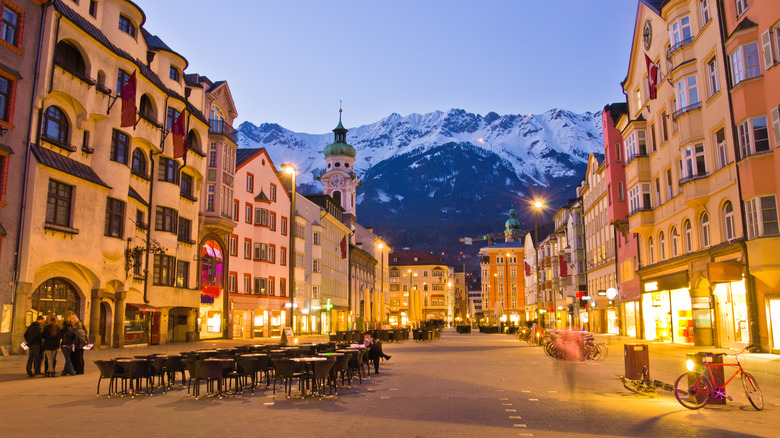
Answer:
[[1, 329, 779, 437]]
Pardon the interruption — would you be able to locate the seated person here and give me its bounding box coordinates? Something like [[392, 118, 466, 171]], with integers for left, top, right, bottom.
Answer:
[[363, 333, 391, 374]]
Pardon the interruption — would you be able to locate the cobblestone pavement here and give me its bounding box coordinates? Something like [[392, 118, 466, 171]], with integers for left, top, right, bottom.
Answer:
[[1, 330, 778, 437]]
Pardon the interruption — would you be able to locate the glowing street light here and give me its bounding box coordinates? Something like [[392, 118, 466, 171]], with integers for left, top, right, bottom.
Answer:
[[282, 164, 296, 335], [533, 199, 545, 331]]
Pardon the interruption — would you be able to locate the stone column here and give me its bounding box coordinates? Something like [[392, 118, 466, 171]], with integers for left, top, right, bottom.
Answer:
[[113, 291, 127, 349], [11, 282, 33, 354], [89, 289, 102, 345]]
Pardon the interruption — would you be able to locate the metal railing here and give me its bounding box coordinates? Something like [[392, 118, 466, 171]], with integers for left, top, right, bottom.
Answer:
[[679, 172, 708, 186], [668, 36, 694, 57], [673, 102, 701, 120], [209, 120, 239, 142]]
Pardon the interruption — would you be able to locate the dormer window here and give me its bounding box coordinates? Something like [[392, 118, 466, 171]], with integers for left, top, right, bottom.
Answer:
[[118, 15, 136, 38], [169, 66, 180, 82]]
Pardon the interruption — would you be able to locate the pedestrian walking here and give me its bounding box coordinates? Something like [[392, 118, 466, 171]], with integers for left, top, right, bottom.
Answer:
[[24, 316, 45, 377], [42, 316, 61, 377], [72, 320, 89, 375], [60, 320, 76, 376]]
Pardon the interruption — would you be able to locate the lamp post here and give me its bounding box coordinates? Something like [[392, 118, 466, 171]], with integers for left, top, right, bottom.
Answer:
[[378, 242, 384, 328], [408, 269, 413, 326], [534, 200, 543, 329], [505, 252, 511, 314], [493, 273, 497, 325], [283, 164, 296, 334]]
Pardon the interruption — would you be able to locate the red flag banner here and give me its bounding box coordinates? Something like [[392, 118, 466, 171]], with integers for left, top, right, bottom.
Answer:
[[645, 54, 659, 100], [559, 254, 568, 278], [340, 236, 347, 259], [524, 261, 531, 277], [172, 110, 186, 158], [120, 70, 137, 127]]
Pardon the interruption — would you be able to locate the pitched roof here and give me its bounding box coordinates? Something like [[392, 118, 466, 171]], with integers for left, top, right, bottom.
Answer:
[[388, 251, 445, 267], [32, 144, 110, 188], [254, 189, 270, 202], [236, 148, 262, 167], [128, 186, 148, 206], [53, 0, 207, 125]]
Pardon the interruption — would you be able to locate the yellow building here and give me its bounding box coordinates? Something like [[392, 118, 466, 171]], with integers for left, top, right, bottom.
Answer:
[[620, 0, 745, 346], [389, 252, 452, 326], [10, 0, 224, 350], [479, 210, 525, 326]]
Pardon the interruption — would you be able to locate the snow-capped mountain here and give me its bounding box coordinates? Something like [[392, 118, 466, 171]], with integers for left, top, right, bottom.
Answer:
[[238, 108, 604, 261]]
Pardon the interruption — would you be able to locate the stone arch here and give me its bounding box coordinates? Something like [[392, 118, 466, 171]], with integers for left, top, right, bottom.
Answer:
[[55, 38, 92, 78]]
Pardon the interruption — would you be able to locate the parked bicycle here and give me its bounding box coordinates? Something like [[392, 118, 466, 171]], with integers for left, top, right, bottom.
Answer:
[[673, 345, 763, 410], [619, 365, 674, 396], [542, 330, 607, 361]]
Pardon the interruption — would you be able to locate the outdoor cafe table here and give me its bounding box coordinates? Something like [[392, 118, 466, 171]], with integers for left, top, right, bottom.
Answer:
[[290, 357, 328, 396]]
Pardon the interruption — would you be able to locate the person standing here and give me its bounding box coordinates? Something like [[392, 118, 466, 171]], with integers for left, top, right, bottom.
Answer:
[[24, 316, 45, 377], [42, 317, 61, 377], [72, 320, 89, 375], [60, 320, 76, 376]]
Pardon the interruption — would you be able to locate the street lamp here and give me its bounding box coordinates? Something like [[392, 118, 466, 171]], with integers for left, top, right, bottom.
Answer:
[[378, 242, 384, 328], [283, 164, 296, 334], [493, 273, 497, 324], [505, 252, 511, 313], [533, 200, 544, 329]]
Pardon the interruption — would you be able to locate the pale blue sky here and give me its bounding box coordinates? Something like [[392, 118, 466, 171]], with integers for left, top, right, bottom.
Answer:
[[135, 0, 638, 133]]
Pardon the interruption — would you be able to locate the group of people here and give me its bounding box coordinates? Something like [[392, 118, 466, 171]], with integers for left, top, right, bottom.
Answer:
[[24, 314, 89, 377]]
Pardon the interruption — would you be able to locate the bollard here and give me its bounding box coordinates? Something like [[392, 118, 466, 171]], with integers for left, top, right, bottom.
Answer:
[[624, 344, 650, 380]]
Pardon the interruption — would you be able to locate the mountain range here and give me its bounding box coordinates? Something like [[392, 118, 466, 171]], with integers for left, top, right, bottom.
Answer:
[[237, 108, 605, 265]]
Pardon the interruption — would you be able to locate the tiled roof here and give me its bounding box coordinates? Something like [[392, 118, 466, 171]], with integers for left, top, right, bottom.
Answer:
[[128, 186, 148, 206], [53, 0, 207, 126], [730, 17, 758, 39], [236, 148, 262, 167], [254, 189, 270, 202], [31, 144, 110, 188], [388, 251, 445, 266]]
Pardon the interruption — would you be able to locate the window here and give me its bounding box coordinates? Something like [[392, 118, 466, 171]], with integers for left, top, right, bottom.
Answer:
[[89, 0, 97, 17], [313, 259, 321, 273], [660, 111, 668, 143], [155, 206, 177, 233], [244, 239, 251, 259], [1, 3, 21, 48], [775, 24, 780, 67], [208, 144, 217, 167], [166, 107, 180, 131], [246, 174, 254, 192], [0, 74, 13, 123], [295, 251, 305, 268], [295, 223, 305, 239], [731, 43, 761, 85], [177, 217, 191, 242], [270, 184, 276, 201], [110, 129, 130, 164], [268, 245, 275, 263], [659, 232, 666, 260], [683, 220, 693, 253], [735, 0, 748, 17], [169, 66, 180, 82], [233, 201, 239, 221], [104, 198, 125, 238], [676, 76, 699, 116], [700, 0, 710, 24], [707, 58, 720, 98], [716, 129, 728, 169], [244, 204, 251, 224], [135, 209, 146, 230], [46, 180, 73, 227], [158, 157, 178, 183], [682, 144, 706, 179], [153, 254, 175, 286], [648, 237, 654, 264], [654, 178, 661, 207], [281, 218, 288, 235], [625, 130, 647, 161], [253, 242, 269, 261], [269, 212, 276, 231], [254, 208, 269, 226], [116, 69, 131, 96], [648, 125, 656, 153], [176, 261, 189, 288], [280, 248, 287, 266], [243, 276, 251, 294], [227, 273, 236, 293], [118, 15, 136, 38], [724, 201, 736, 241], [42, 106, 69, 147], [745, 195, 779, 239], [130, 149, 146, 176], [666, 169, 674, 200], [180, 173, 194, 199], [701, 212, 710, 247], [614, 143, 622, 162], [738, 116, 770, 158], [313, 232, 320, 245], [207, 184, 215, 211], [670, 15, 693, 49]]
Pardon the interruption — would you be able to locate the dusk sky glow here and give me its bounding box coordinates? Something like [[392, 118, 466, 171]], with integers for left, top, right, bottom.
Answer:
[[135, 0, 638, 133]]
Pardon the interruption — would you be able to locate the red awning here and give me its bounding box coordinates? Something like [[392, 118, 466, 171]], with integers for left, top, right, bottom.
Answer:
[[201, 286, 221, 298], [126, 303, 162, 312]]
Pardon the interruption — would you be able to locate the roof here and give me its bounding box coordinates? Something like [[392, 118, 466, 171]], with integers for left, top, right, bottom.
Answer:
[[388, 251, 445, 267], [236, 148, 262, 167], [483, 241, 524, 250], [128, 186, 148, 206], [604, 102, 628, 121], [53, 0, 207, 126], [32, 144, 110, 188], [729, 17, 758, 39], [254, 189, 270, 202]]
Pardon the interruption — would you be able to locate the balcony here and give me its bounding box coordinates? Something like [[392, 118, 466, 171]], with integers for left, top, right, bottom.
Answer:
[[668, 36, 694, 58], [54, 59, 95, 87], [628, 207, 654, 234], [673, 102, 701, 121], [209, 120, 239, 142], [680, 173, 711, 208]]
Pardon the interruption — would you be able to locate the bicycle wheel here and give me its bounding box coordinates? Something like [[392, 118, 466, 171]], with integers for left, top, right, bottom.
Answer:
[[598, 343, 608, 360], [584, 343, 600, 361], [622, 378, 656, 396], [741, 371, 764, 411], [674, 371, 712, 409]]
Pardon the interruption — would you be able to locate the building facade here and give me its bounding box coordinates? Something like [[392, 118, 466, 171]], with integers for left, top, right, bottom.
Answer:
[[389, 252, 452, 325], [479, 210, 525, 325]]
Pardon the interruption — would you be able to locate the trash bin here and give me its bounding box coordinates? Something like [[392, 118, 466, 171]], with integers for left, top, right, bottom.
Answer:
[[686, 352, 726, 405], [624, 344, 650, 380]]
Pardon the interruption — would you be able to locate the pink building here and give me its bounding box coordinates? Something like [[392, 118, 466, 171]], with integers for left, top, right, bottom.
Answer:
[[603, 103, 641, 338], [228, 148, 291, 338]]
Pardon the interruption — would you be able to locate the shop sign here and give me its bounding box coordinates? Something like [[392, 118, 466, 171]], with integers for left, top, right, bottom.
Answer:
[[708, 261, 742, 283], [691, 296, 710, 309]]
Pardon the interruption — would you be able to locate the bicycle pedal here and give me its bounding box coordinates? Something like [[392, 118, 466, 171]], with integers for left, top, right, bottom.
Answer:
[[727, 396, 733, 401]]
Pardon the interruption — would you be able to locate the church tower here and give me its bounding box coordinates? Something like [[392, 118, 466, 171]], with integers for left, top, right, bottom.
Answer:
[[322, 108, 358, 228]]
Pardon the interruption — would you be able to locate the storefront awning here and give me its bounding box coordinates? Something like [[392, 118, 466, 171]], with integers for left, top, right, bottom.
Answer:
[[201, 285, 221, 298], [126, 303, 162, 312]]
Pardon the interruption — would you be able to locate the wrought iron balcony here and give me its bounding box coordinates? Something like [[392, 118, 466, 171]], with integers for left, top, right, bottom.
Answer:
[[673, 102, 702, 121], [209, 120, 239, 142]]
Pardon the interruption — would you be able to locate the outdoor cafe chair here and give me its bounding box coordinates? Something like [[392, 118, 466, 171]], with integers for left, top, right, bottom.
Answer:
[[165, 356, 186, 387], [94, 360, 117, 397], [128, 360, 154, 397], [193, 360, 224, 399], [331, 353, 351, 389], [309, 357, 336, 397], [271, 358, 303, 398]]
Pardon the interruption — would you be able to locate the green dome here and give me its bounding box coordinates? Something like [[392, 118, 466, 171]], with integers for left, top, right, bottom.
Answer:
[[324, 140, 356, 158], [505, 209, 521, 231]]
